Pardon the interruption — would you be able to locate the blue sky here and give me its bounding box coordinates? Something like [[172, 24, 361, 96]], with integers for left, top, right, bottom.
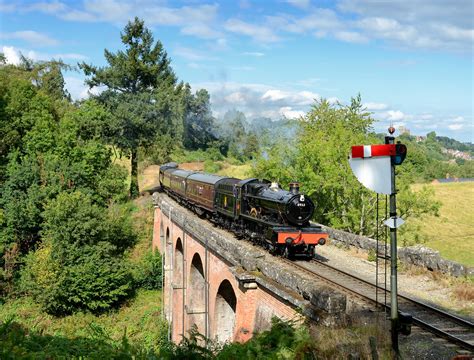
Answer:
[[1, 0, 473, 142]]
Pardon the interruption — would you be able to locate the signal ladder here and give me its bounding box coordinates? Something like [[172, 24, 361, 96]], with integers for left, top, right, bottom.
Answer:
[[375, 194, 389, 314]]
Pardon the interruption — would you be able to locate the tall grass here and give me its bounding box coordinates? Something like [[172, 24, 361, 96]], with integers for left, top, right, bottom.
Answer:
[[411, 182, 474, 266]]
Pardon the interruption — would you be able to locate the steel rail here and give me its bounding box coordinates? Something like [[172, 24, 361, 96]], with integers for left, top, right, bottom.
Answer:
[[283, 258, 474, 352]]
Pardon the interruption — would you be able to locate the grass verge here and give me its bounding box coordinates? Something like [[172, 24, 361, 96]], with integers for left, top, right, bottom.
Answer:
[[411, 182, 474, 266]]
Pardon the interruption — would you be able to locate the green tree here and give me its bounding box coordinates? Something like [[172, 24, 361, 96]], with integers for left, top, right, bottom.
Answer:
[[183, 87, 217, 150], [253, 96, 439, 243], [80, 17, 180, 198], [20, 191, 135, 315]]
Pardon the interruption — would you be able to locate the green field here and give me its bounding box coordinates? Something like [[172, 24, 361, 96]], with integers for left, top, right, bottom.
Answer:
[[412, 182, 474, 267]]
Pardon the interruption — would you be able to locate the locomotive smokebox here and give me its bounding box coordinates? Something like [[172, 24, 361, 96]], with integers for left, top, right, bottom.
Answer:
[[289, 182, 300, 194]]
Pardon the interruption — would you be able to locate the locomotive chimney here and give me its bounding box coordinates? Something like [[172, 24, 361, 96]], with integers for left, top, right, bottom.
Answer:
[[289, 182, 300, 194]]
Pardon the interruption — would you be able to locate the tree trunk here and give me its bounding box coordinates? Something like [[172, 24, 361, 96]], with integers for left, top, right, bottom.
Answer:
[[130, 147, 139, 198]]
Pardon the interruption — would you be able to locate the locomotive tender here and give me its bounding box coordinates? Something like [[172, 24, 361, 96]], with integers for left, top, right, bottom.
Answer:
[[159, 162, 327, 258]]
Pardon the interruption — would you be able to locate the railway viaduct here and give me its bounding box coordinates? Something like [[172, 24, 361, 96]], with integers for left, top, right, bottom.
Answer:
[[152, 192, 357, 344]]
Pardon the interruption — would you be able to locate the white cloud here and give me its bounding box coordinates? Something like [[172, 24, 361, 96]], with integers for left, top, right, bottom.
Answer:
[[10, 1, 221, 40], [279, 106, 305, 119], [2, 46, 21, 65], [343, 1, 474, 52], [385, 110, 405, 121], [334, 31, 369, 43], [64, 76, 103, 101], [262, 89, 288, 102], [419, 114, 434, 120], [1, 45, 87, 64], [297, 9, 343, 32], [225, 19, 281, 42], [64, 76, 88, 100], [192, 81, 323, 120], [26, 1, 67, 14], [180, 24, 222, 39], [1, 30, 58, 47], [448, 124, 464, 131], [224, 92, 247, 104]]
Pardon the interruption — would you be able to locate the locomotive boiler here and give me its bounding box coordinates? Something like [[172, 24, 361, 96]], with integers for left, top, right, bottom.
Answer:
[[159, 163, 327, 258]]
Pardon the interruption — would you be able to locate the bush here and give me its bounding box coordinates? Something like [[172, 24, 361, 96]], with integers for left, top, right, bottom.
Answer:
[[19, 192, 136, 315], [204, 159, 221, 174], [21, 243, 134, 315], [42, 191, 136, 254], [134, 250, 162, 290]]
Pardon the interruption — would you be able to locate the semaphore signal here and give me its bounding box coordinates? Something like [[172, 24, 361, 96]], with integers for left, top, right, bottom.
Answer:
[[348, 127, 410, 355]]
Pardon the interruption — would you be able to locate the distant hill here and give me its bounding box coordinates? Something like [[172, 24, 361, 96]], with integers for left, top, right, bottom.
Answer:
[[436, 136, 474, 156]]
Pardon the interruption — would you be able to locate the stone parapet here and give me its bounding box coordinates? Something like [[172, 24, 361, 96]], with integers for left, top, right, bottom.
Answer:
[[318, 224, 473, 277]]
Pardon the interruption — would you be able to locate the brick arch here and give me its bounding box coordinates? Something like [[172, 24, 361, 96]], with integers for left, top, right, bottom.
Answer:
[[174, 238, 183, 287], [165, 227, 171, 265], [159, 220, 164, 252], [213, 279, 237, 343], [189, 253, 206, 335]]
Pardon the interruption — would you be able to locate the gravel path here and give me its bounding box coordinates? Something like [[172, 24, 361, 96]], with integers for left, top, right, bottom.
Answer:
[[314, 243, 473, 318], [314, 243, 473, 359]]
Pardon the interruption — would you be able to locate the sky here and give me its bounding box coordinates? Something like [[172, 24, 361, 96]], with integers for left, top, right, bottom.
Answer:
[[1, 0, 473, 142]]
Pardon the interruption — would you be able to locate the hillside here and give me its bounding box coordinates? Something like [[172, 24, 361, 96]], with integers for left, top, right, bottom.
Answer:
[[412, 181, 474, 266]]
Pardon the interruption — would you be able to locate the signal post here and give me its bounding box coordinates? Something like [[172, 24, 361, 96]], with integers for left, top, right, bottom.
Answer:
[[349, 127, 407, 355]]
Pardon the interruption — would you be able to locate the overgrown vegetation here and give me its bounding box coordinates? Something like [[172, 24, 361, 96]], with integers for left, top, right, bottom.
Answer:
[[0, 14, 472, 359], [252, 96, 443, 246], [0, 314, 395, 359]]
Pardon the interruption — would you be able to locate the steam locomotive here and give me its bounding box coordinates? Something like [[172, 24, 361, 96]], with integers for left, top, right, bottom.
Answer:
[[159, 163, 327, 258]]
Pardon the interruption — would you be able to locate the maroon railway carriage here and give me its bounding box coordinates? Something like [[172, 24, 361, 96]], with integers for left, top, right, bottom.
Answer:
[[158, 163, 327, 258]]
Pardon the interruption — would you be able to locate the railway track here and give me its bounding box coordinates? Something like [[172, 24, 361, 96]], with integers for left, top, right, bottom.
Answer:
[[282, 258, 474, 353]]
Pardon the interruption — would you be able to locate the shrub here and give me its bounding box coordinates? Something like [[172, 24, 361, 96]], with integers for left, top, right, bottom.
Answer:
[[19, 191, 136, 315], [22, 243, 134, 315], [204, 159, 221, 174], [134, 250, 163, 290]]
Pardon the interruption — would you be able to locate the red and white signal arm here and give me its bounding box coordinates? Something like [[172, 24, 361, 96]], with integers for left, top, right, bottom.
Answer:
[[349, 144, 396, 195]]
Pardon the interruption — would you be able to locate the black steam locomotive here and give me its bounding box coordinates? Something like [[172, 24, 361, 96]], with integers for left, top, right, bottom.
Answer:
[[159, 163, 327, 257]]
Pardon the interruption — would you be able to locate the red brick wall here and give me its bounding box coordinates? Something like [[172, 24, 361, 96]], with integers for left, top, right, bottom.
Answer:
[[157, 207, 301, 344]]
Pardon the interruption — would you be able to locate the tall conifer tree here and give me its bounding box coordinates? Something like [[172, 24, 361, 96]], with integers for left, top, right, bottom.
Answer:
[[80, 17, 178, 197]]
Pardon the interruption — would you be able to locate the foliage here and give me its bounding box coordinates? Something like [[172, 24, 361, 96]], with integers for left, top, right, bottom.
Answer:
[[19, 192, 136, 315], [388, 133, 473, 181], [204, 159, 222, 173], [0, 317, 153, 359], [133, 250, 163, 290], [0, 58, 133, 305], [80, 17, 183, 198], [436, 135, 474, 155], [216, 110, 260, 162], [0, 316, 318, 359], [182, 86, 217, 151], [21, 243, 134, 315], [252, 96, 440, 244], [217, 318, 318, 359]]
